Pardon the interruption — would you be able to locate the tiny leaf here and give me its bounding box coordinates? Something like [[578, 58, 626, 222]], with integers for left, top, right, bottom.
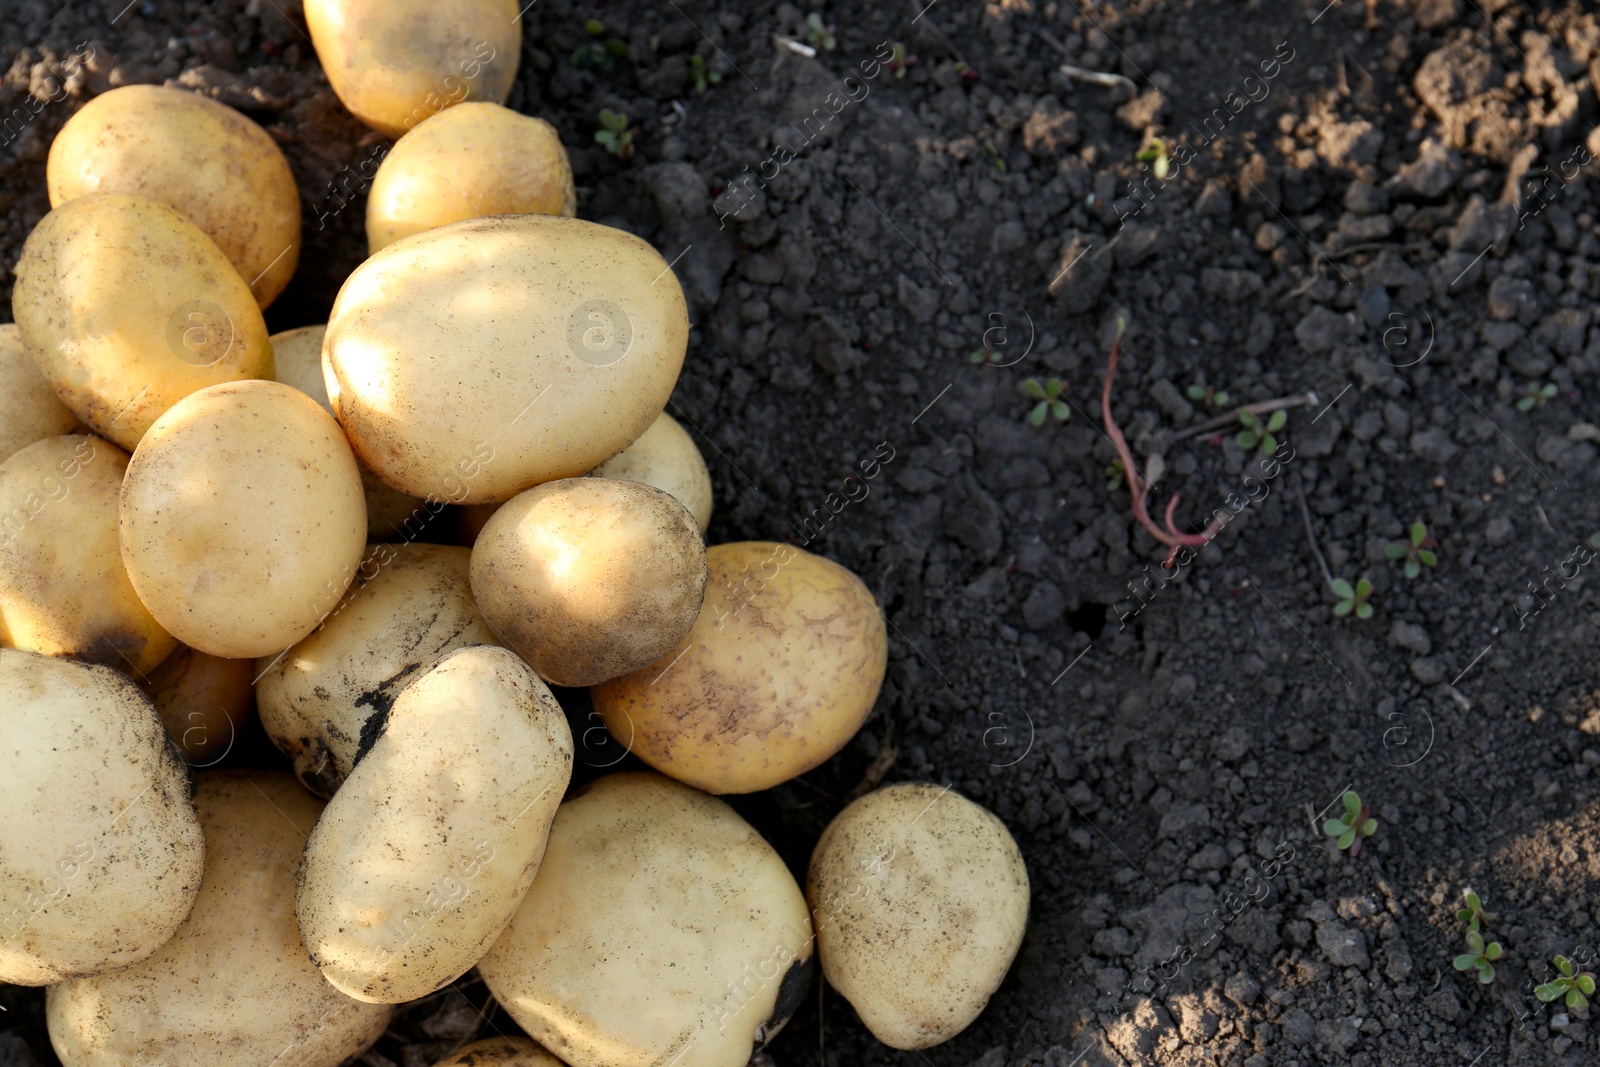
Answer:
[[1361, 818, 1377, 835], [1236, 430, 1259, 448], [1578, 975, 1596, 995], [1323, 819, 1349, 837], [1417, 549, 1437, 566], [1023, 379, 1046, 399], [1051, 401, 1071, 421], [1029, 403, 1047, 427], [1337, 828, 1356, 849], [1536, 983, 1565, 1001], [1568, 988, 1584, 1010], [1557, 956, 1574, 977], [1455, 954, 1479, 972], [1356, 578, 1373, 597], [1342, 791, 1361, 815], [1261, 433, 1277, 453], [1239, 410, 1260, 430], [1331, 579, 1355, 599], [1334, 600, 1354, 616], [1485, 942, 1503, 961], [1187, 385, 1205, 400], [1518, 396, 1536, 411], [1404, 560, 1420, 579], [1267, 409, 1288, 432], [1385, 545, 1409, 559], [1411, 521, 1426, 545], [1478, 962, 1495, 983], [1356, 602, 1373, 619], [1466, 930, 1484, 954], [1214, 391, 1230, 406]]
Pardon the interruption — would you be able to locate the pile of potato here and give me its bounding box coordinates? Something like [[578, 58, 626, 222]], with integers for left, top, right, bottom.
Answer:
[[0, 3, 1029, 1065]]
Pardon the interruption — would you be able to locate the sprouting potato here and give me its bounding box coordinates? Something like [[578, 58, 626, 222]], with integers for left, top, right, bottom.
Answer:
[[0, 649, 203, 985], [806, 783, 1030, 1050], [139, 644, 254, 766], [590, 411, 714, 532], [432, 1036, 565, 1066], [367, 102, 575, 254], [296, 646, 573, 1003], [0, 324, 78, 462], [47, 84, 302, 308]]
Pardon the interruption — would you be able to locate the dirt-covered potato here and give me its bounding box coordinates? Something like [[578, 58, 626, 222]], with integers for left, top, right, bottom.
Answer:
[[0, 649, 202, 985], [591, 542, 887, 793], [432, 1036, 564, 1067], [470, 479, 707, 687], [590, 412, 713, 532], [0, 324, 78, 462], [12, 193, 273, 451], [139, 644, 254, 766], [367, 102, 574, 254], [47, 85, 301, 308], [256, 542, 498, 796], [0, 435, 175, 676], [297, 646, 573, 1003], [807, 783, 1029, 1049], [119, 380, 366, 659], [479, 773, 813, 1067], [46, 772, 393, 1067], [323, 214, 688, 504], [304, 0, 521, 139]]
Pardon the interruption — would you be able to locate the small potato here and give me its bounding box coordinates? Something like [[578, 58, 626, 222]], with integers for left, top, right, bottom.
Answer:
[[0, 650, 203, 985], [471, 478, 707, 687], [432, 1037, 564, 1067], [12, 193, 273, 451], [367, 102, 575, 254], [324, 214, 688, 504], [297, 646, 573, 1003], [48, 85, 301, 308], [304, 0, 521, 139], [0, 435, 176, 676], [479, 773, 813, 1067], [0, 324, 78, 462], [47, 772, 393, 1067], [256, 542, 498, 796], [591, 412, 713, 532], [139, 644, 254, 766], [591, 542, 887, 794], [119, 380, 367, 659]]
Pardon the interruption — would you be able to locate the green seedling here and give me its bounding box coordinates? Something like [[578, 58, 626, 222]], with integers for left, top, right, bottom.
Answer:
[[1516, 382, 1557, 411], [1022, 378, 1070, 426], [689, 54, 721, 94], [887, 43, 917, 79], [1105, 460, 1125, 492], [1137, 137, 1173, 180], [1455, 889, 1492, 932], [595, 109, 635, 161], [981, 144, 1007, 172], [1536, 956, 1596, 1012], [1331, 577, 1374, 619], [804, 13, 837, 51], [572, 20, 629, 70], [1236, 408, 1286, 455], [969, 347, 1002, 365], [1186, 384, 1230, 409], [1385, 521, 1438, 579], [1323, 791, 1377, 856], [1453, 928, 1503, 985]]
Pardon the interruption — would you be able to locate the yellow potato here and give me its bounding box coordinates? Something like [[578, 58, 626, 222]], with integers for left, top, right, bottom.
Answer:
[[48, 84, 301, 308], [304, 0, 522, 139], [591, 412, 713, 532], [0, 435, 176, 676], [0, 323, 78, 462], [367, 102, 575, 254], [139, 644, 254, 767], [119, 380, 367, 659], [12, 192, 273, 451], [470, 478, 707, 687], [324, 214, 688, 503], [432, 1037, 564, 1067], [591, 542, 888, 794]]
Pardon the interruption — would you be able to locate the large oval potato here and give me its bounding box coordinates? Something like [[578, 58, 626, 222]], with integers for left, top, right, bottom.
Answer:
[[12, 192, 273, 451], [0, 650, 203, 985], [324, 214, 689, 504], [119, 380, 367, 659], [591, 412, 713, 532], [433, 1037, 564, 1067], [47, 85, 301, 308], [0, 324, 78, 462], [297, 646, 573, 1003], [304, 0, 521, 139], [591, 542, 888, 794], [479, 773, 813, 1067], [807, 783, 1029, 1050], [256, 542, 498, 796], [139, 644, 254, 767], [470, 478, 707, 687], [46, 772, 393, 1067], [367, 102, 574, 254], [0, 435, 176, 676]]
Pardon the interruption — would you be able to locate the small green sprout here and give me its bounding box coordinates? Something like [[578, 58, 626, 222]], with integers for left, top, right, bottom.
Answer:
[[1516, 382, 1558, 411], [1022, 378, 1070, 426], [887, 43, 916, 79], [1105, 460, 1125, 492], [1331, 577, 1374, 619], [1385, 521, 1438, 579], [1322, 790, 1377, 855], [571, 20, 629, 70], [1455, 890, 1492, 932], [1536, 956, 1596, 1012], [1236, 408, 1287, 454], [1453, 928, 1503, 985], [594, 110, 635, 161], [1185, 384, 1230, 408], [689, 54, 721, 94], [1137, 137, 1173, 180], [804, 13, 837, 51], [969, 348, 1000, 365], [981, 144, 1007, 172]]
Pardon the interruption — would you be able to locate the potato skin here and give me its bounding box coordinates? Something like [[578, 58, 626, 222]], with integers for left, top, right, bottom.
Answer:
[[471, 478, 707, 687], [139, 644, 254, 766], [479, 773, 813, 1067], [591, 412, 713, 533], [118, 380, 367, 659], [591, 542, 888, 794], [296, 646, 573, 1003], [0, 435, 176, 676], [324, 214, 689, 504], [806, 783, 1030, 1050], [367, 102, 575, 254], [12, 192, 273, 451], [432, 1037, 564, 1067], [0, 324, 78, 462], [304, 0, 521, 139], [47, 85, 301, 308], [46, 771, 393, 1067], [0, 650, 203, 985]]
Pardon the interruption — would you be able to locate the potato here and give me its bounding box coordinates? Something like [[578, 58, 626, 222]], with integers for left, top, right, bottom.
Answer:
[[470, 478, 707, 687], [591, 542, 887, 793], [591, 412, 713, 532], [47, 772, 393, 1067], [47, 84, 301, 308], [0, 435, 176, 676], [479, 773, 813, 1067], [119, 380, 367, 659], [256, 542, 498, 796], [0, 649, 203, 985], [12, 192, 273, 451], [433, 1037, 564, 1067], [807, 783, 1029, 1049], [0, 323, 78, 461], [367, 102, 575, 254], [140, 644, 254, 766], [297, 646, 573, 1003], [324, 214, 688, 504], [304, 0, 521, 139]]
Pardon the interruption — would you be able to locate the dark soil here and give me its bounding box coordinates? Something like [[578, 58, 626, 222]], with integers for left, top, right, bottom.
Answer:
[[5, 0, 1600, 1065]]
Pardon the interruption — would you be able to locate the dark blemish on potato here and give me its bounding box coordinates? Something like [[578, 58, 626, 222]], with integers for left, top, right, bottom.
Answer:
[[295, 735, 342, 799], [352, 699, 394, 769], [757, 953, 816, 1048]]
